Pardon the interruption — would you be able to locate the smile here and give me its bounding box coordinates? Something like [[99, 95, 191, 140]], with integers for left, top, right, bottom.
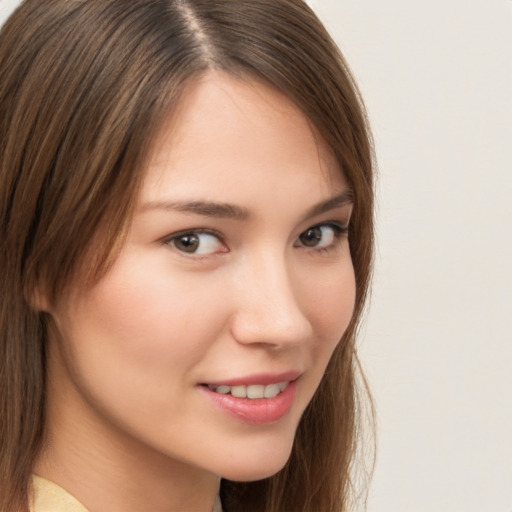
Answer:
[[206, 382, 289, 399], [200, 374, 300, 425]]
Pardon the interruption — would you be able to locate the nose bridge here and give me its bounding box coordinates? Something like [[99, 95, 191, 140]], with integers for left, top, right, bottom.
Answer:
[[231, 248, 312, 347]]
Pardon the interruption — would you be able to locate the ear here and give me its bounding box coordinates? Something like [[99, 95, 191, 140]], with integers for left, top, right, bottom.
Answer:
[[32, 292, 50, 312], [27, 282, 51, 313]]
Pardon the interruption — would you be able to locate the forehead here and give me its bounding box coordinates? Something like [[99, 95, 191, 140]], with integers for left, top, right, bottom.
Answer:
[[141, 72, 346, 207]]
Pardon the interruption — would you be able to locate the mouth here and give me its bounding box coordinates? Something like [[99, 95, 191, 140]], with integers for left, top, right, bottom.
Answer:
[[204, 381, 289, 399], [199, 374, 300, 425]]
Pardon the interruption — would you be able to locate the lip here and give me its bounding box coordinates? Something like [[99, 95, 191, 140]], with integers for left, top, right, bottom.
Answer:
[[202, 370, 301, 387], [198, 373, 300, 426]]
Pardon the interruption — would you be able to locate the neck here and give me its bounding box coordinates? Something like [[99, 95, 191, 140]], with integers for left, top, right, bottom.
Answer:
[[34, 353, 220, 512]]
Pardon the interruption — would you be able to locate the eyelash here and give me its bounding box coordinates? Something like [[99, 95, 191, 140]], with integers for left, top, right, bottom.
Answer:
[[162, 221, 348, 258]]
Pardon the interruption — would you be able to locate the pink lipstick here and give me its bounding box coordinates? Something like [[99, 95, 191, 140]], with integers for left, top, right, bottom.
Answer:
[[199, 372, 300, 425]]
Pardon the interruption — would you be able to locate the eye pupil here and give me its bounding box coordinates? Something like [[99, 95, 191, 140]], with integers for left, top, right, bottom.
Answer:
[[300, 227, 322, 247], [175, 234, 199, 253]]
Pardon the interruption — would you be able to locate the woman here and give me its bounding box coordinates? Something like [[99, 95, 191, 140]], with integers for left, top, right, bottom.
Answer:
[[0, 1, 374, 511]]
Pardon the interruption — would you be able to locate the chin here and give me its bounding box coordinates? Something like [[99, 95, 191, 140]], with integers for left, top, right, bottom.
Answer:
[[214, 439, 294, 483], [220, 461, 288, 483]]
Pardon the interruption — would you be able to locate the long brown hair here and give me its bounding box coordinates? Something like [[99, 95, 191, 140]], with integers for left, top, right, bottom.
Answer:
[[0, 1, 374, 511]]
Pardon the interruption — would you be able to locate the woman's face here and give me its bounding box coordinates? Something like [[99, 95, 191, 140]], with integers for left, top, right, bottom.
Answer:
[[46, 72, 356, 482]]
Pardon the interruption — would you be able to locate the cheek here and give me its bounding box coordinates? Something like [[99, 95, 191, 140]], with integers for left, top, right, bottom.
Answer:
[[57, 254, 232, 390], [305, 262, 356, 349], [304, 261, 356, 392], [287, 260, 356, 419]]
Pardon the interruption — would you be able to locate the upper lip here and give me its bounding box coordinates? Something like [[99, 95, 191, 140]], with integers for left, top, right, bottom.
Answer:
[[201, 370, 302, 387]]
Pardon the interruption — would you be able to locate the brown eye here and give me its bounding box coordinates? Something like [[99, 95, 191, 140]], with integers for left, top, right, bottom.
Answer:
[[174, 234, 200, 253], [295, 223, 346, 249], [299, 227, 323, 247], [167, 231, 226, 255]]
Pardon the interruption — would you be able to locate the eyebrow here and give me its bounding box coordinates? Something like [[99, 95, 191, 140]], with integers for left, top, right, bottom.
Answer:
[[139, 199, 251, 220], [139, 189, 353, 221], [305, 189, 354, 219]]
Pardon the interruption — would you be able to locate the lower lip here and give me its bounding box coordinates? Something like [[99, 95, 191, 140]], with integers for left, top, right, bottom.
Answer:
[[199, 380, 298, 425]]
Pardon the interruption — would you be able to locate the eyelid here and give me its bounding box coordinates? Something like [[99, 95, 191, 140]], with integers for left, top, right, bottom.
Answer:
[[161, 227, 222, 239], [300, 220, 349, 237]]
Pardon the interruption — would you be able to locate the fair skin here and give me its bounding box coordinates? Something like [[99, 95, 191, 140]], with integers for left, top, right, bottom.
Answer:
[[34, 72, 356, 512]]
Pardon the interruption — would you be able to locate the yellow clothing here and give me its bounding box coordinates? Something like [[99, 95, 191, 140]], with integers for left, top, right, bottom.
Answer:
[[30, 476, 88, 512], [30, 475, 223, 512]]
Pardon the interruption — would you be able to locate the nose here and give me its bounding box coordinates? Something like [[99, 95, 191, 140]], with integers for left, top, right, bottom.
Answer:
[[229, 251, 313, 349]]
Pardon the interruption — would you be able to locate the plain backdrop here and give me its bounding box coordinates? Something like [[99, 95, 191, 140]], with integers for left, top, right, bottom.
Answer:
[[1, 1, 511, 511]]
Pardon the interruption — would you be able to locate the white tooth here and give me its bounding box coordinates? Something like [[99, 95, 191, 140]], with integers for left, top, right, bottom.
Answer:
[[277, 381, 288, 391], [263, 383, 281, 398], [247, 385, 264, 399], [230, 385, 247, 398], [216, 385, 231, 394]]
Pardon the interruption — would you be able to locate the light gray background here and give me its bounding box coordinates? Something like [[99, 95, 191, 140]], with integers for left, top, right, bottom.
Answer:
[[308, 2, 512, 511], [1, 1, 511, 511]]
